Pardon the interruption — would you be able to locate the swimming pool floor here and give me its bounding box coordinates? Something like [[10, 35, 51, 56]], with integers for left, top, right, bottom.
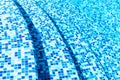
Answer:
[[0, 0, 120, 80]]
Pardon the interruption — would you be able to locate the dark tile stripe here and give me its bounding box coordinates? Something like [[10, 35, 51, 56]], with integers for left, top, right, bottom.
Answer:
[[12, 1, 50, 80], [35, 2, 85, 80]]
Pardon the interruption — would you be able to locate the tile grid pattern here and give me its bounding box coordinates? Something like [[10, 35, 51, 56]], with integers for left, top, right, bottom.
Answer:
[[0, 0, 37, 80], [71, 0, 120, 79], [12, 0, 80, 80], [35, 0, 120, 79], [0, 0, 120, 80], [35, 0, 108, 80]]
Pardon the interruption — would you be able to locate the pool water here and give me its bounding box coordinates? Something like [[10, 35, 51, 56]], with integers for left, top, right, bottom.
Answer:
[[0, 0, 120, 80]]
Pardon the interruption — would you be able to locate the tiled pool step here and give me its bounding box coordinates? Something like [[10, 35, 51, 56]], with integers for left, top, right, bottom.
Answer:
[[0, 0, 37, 80], [34, 0, 111, 79], [13, 0, 81, 80], [0, 0, 120, 80]]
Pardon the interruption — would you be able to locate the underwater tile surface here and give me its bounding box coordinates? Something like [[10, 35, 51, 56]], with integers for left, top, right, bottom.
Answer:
[[0, 0, 120, 80]]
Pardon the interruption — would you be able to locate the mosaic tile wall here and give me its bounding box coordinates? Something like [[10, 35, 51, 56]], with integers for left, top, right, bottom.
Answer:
[[0, 0, 120, 80]]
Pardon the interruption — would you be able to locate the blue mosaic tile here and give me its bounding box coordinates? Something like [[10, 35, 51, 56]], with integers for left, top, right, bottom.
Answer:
[[0, 0, 120, 80]]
